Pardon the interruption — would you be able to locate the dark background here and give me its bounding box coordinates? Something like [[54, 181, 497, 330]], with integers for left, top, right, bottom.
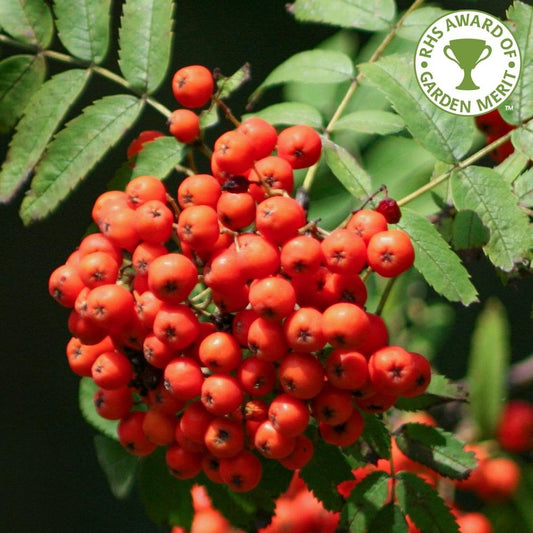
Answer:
[[1, 1, 529, 532]]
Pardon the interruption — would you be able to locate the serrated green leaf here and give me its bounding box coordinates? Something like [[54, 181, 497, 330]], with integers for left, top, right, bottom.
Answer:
[[323, 139, 372, 199], [300, 436, 353, 511], [451, 166, 532, 271], [495, 148, 530, 184], [360, 54, 475, 163], [251, 49, 354, 102], [243, 102, 323, 129], [369, 502, 409, 533], [78, 377, 120, 440], [131, 136, 186, 179], [512, 119, 533, 159], [467, 298, 511, 439], [0, 54, 46, 134], [216, 63, 251, 100], [514, 167, 533, 205], [94, 434, 140, 499], [289, 0, 395, 32], [396, 208, 478, 305], [396, 7, 449, 42], [118, 0, 174, 93], [53, 0, 111, 63], [500, 1, 533, 124], [138, 447, 193, 528], [332, 110, 404, 135], [0, 0, 53, 47], [393, 423, 477, 480], [0, 69, 90, 203], [20, 94, 143, 224], [396, 471, 459, 533], [342, 470, 390, 532], [451, 210, 490, 251], [360, 413, 391, 460], [395, 373, 468, 411]]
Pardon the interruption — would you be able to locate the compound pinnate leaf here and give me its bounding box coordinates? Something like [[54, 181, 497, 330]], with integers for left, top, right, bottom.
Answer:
[[131, 136, 186, 179], [393, 423, 477, 481], [216, 63, 251, 100], [289, 0, 396, 32], [396, 7, 449, 42], [451, 165, 532, 272], [467, 298, 511, 439], [514, 167, 533, 205], [251, 49, 354, 102], [78, 377, 119, 441], [512, 119, 533, 159], [53, 0, 111, 63], [397, 208, 479, 305], [331, 110, 405, 135], [0, 0, 53, 47], [94, 435, 139, 500], [368, 502, 409, 533], [300, 436, 353, 511], [323, 138, 372, 200], [451, 210, 490, 251], [500, 1, 533, 124], [118, 0, 174, 94], [396, 471, 459, 533], [243, 102, 324, 129], [20, 94, 143, 225], [0, 69, 90, 203], [360, 54, 475, 163], [342, 470, 390, 532], [0, 54, 46, 134], [360, 412, 392, 460]]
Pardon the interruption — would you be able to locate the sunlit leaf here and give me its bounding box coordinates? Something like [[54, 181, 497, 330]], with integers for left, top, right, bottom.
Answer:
[[514, 167, 533, 205], [332, 110, 404, 135], [511, 119, 533, 159], [131, 136, 186, 179], [396, 7, 449, 41], [53, 0, 112, 63], [243, 102, 324, 129], [216, 63, 251, 100], [0, 0, 53, 47]]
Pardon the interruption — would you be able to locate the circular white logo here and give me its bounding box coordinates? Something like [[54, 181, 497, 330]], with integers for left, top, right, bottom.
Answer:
[[415, 10, 521, 116]]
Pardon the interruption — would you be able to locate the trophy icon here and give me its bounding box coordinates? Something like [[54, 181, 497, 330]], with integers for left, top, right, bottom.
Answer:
[[443, 38, 492, 90]]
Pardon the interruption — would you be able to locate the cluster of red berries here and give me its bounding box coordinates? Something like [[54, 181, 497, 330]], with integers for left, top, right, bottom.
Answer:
[[474, 109, 516, 163], [48, 64, 430, 494]]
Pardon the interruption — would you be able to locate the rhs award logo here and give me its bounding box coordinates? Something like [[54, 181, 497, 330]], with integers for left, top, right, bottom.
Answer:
[[415, 10, 521, 116]]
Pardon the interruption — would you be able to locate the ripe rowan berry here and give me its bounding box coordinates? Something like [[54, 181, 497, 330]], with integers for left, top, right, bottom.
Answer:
[[325, 349, 368, 391], [268, 393, 310, 437], [201, 374, 244, 416], [204, 417, 245, 458], [401, 352, 432, 398], [98, 204, 140, 251], [78, 251, 120, 288], [68, 308, 108, 345], [233, 233, 280, 281], [497, 399, 533, 453], [283, 307, 326, 353], [237, 356, 276, 397], [356, 313, 389, 357], [475, 457, 521, 502], [216, 191, 256, 230], [323, 271, 368, 308], [368, 346, 419, 396], [142, 332, 176, 369], [153, 303, 200, 350], [355, 390, 398, 413], [254, 419, 296, 459], [278, 352, 324, 399], [147, 253, 198, 303], [346, 209, 388, 244], [132, 242, 168, 277], [91, 350, 132, 389], [322, 302, 371, 349], [247, 316, 289, 361], [147, 382, 185, 415], [177, 205, 220, 251], [367, 229, 415, 278], [177, 173, 222, 209], [166, 444, 204, 479], [319, 409, 365, 447], [220, 449, 263, 492], [168, 108, 200, 143], [118, 411, 157, 456], [321, 228, 367, 275], [256, 195, 307, 245], [232, 308, 259, 347], [66, 335, 115, 377], [277, 124, 322, 169], [86, 283, 136, 331], [237, 117, 277, 160], [248, 276, 296, 321], [133, 199, 174, 244], [249, 155, 295, 195], [172, 65, 214, 108], [203, 248, 246, 292], [49, 263, 85, 308], [94, 385, 133, 420], [163, 356, 204, 401], [280, 234, 323, 276], [456, 512, 493, 533], [78, 232, 123, 266], [126, 175, 167, 208], [142, 408, 177, 446], [311, 384, 354, 426], [91, 190, 129, 226], [279, 434, 314, 470], [212, 130, 255, 175]]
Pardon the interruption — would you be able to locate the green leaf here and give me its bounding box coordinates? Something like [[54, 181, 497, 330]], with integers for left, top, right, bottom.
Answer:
[[511, 120, 533, 159], [243, 102, 324, 129], [514, 167, 533, 205], [395, 373, 468, 411], [451, 210, 490, 251], [396, 7, 449, 42], [251, 49, 354, 102], [360, 54, 475, 163], [323, 139, 372, 199], [451, 166, 532, 271], [360, 413, 391, 460], [131, 136, 186, 179], [78, 377, 120, 440], [396, 208, 479, 305], [500, 1, 533, 124], [118, 0, 174, 93], [0, 69, 90, 203], [20, 94, 143, 224], [300, 436, 353, 511], [332, 110, 404, 135], [94, 434, 140, 499], [0, 54, 46, 134], [467, 297, 511, 439], [342, 470, 391, 532], [216, 63, 251, 100], [138, 447, 193, 528], [53, 0, 111, 63], [393, 423, 477, 481], [289, 0, 396, 32], [0, 0, 53, 47], [495, 148, 530, 184], [369, 502, 409, 533], [396, 471, 459, 533]]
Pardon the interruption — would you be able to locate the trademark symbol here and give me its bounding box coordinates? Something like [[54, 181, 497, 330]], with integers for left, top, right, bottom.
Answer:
[[505, 105, 514, 111]]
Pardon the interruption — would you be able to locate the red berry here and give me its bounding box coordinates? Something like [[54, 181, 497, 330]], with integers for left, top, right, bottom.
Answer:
[[376, 197, 402, 224], [172, 65, 214, 108]]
